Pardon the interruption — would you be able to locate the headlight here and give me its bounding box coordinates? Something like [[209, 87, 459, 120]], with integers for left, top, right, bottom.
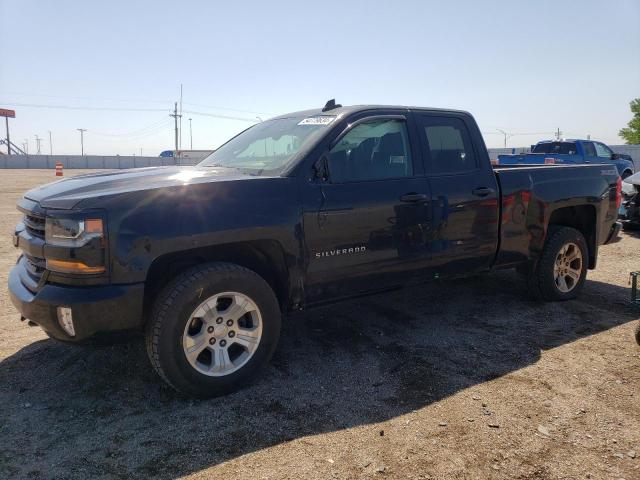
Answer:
[[45, 218, 104, 247], [45, 217, 106, 274]]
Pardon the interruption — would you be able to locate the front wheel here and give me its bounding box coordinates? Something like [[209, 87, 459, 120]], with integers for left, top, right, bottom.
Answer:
[[527, 226, 588, 301], [145, 262, 281, 397]]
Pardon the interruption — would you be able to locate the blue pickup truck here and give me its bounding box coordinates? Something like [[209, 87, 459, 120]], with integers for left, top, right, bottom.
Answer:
[[497, 140, 635, 179]]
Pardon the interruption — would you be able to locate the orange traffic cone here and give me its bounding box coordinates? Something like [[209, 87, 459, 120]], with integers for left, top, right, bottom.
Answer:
[[55, 162, 63, 176]]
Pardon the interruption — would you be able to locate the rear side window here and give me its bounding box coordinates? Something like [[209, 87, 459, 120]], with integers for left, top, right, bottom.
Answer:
[[582, 142, 596, 157], [419, 116, 477, 174], [532, 142, 577, 155]]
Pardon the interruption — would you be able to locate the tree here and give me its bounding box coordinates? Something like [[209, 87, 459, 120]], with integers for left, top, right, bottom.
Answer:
[[619, 98, 640, 144]]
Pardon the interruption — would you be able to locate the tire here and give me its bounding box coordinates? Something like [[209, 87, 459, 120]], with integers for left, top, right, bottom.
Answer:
[[145, 262, 281, 397], [621, 170, 632, 180], [527, 226, 588, 301], [635, 322, 640, 346]]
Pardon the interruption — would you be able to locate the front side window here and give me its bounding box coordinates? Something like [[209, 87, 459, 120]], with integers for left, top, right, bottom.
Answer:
[[594, 142, 613, 158], [328, 119, 412, 182], [420, 116, 477, 174], [199, 115, 336, 175]]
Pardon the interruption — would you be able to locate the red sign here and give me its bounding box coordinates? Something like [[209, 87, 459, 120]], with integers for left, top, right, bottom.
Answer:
[[0, 109, 16, 118]]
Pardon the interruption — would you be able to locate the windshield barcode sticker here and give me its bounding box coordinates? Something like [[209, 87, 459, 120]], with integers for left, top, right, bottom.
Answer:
[[298, 116, 336, 126]]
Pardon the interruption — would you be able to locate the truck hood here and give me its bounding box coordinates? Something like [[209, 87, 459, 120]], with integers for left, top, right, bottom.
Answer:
[[623, 171, 640, 196], [24, 166, 263, 209]]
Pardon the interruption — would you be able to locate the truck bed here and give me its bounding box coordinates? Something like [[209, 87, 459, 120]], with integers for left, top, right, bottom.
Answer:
[[492, 163, 620, 269]]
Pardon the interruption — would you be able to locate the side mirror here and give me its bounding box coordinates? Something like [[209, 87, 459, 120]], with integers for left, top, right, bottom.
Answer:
[[312, 155, 329, 182], [611, 153, 619, 160]]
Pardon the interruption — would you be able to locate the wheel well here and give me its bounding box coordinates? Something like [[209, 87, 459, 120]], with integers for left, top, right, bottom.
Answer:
[[548, 205, 596, 268], [143, 240, 290, 319], [622, 169, 633, 179]]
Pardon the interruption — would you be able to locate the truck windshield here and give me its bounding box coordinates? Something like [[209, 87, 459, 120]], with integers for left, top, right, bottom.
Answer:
[[532, 142, 578, 155], [198, 114, 336, 174]]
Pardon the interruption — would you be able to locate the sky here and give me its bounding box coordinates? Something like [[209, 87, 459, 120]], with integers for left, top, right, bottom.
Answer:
[[0, 0, 639, 156]]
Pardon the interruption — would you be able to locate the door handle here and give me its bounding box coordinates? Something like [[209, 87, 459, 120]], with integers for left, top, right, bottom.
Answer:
[[472, 187, 494, 197], [400, 193, 429, 203]]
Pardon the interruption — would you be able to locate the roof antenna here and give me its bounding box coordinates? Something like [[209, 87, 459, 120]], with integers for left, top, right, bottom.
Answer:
[[322, 99, 342, 112]]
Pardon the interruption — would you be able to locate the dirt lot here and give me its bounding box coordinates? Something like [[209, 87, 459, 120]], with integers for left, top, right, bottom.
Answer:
[[0, 169, 638, 480]]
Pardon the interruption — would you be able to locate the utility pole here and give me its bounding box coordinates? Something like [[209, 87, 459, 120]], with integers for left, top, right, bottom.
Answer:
[[169, 102, 181, 155], [77, 128, 87, 155], [48, 130, 53, 155], [555, 128, 562, 141], [179, 84, 183, 151], [34, 135, 42, 154], [189, 118, 193, 149]]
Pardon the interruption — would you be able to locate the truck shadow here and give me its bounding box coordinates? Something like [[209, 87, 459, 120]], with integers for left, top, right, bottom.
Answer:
[[0, 270, 638, 479]]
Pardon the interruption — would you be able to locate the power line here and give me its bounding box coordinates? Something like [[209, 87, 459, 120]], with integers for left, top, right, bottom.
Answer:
[[1, 101, 262, 122], [87, 117, 172, 137], [0, 91, 171, 104], [182, 101, 274, 116], [182, 109, 259, 123], [2, 91, 273, 116], [1, 102, 167, 112], [87, 124, 174, 142]]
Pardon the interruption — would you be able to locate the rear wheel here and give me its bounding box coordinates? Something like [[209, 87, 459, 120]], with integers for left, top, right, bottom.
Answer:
[[527, 226, 588, 301], [145, 262, 281, 397]]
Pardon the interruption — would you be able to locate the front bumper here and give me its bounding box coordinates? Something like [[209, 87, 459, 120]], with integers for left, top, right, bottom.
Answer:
[[604, 221, 622, 245], [9, 256, 145, 341]]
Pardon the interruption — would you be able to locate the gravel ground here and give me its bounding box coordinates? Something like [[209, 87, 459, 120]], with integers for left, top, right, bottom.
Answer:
[[0, 169, 638, 480]]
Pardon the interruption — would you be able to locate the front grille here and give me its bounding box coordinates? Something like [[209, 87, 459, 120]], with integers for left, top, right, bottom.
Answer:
[[23, 212, 45, 239], [25, 254, 46, 276]]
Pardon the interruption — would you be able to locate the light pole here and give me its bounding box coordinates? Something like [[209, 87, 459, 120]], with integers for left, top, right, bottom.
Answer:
[[495, 128, 513, 148], [34, 135, 42, 154], [189, 118, 193, 149], [48, 130, 53, 155], [77, 128, 87, 155]]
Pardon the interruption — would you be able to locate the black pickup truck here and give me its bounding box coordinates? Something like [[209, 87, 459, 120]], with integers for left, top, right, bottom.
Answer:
[[9, 102, 623, 396]]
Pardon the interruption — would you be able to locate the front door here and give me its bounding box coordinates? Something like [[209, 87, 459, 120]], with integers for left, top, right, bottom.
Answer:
[[302, 114, 431, 302]]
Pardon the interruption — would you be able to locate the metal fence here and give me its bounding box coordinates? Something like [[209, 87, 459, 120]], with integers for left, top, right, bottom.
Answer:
[[2, 145, 640, 172], [0, 155, 200, 169]]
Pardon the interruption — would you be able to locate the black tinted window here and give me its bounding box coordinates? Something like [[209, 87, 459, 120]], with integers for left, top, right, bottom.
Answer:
[[532, 142, 577, 155], [420, 116, 477, 173], [328, 119, 412, 182]]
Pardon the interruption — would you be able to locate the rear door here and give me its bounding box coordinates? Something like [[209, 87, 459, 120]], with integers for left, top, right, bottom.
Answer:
[[581, 141, 599, 164], [302, 112, 432, 301], [414, 112, 499, 276]]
